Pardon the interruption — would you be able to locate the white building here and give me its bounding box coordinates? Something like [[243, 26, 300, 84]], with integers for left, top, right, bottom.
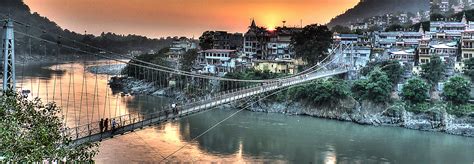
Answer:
[[195, 49, 241, 76], [168, 38, 196, 58]]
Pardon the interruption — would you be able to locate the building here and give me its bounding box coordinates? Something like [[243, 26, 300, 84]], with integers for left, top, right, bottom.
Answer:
[[168, 38, 197, 59], [430, 42, 458, 62], [195, 49, 242, 76], [389, 49, 416, 63], [243, 19, 270, 59], [374, 25, 426, 48], [264, 27, 301, 60], [429, 13, 474, 40], [461, 29, 474, 61], [253, 60, 297, 74], [211, 31, 243, 50]]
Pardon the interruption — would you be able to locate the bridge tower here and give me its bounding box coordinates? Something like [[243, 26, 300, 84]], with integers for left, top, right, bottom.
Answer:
[[2, 18, 15, 91]]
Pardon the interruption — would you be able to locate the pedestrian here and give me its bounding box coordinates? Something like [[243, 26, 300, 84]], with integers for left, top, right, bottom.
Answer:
[[165, 109, 169, 118], [112, 118, 117, 133], [99, 118, 104, 133], [104, 118, 109, 131]]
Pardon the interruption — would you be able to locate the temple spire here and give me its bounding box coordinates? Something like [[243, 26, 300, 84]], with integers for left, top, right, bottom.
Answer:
[[419, 23, 424, 33], [462, 12, 468, 24], [250, 18, 257, 28]]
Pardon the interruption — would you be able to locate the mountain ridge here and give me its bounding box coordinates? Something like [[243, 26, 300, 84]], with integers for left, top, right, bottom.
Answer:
[[327, 0, 430, 27]]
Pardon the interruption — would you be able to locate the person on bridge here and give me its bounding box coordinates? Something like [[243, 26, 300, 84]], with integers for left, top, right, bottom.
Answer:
[[99, 118, 104, 133], [112, 118, 117, 134], [104, 118, 109, 131]]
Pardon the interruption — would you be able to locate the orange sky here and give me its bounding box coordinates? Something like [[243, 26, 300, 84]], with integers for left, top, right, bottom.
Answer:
[[24, 0, 359, 38]]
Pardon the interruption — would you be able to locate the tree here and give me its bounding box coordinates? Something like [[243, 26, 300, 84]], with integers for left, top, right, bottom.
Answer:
[[385, 24, 404, 32], [464, 58, 474, 82], [309, 78, 350, 105], [287, 78, 350, 105], [361, 60, 404, 85], [291, 24, 333, 66], [442, 76, 471, 104], [351, 69, 392, 103], [179, 49, 198, 71], [401, 77, 430, 104], [0, 92, 98, 162], [421, 55, 445, 88], [331, 25, 351, 34], [198, 31, 214, 50]]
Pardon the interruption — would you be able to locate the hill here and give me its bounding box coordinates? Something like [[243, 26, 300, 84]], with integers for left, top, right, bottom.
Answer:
[[327, 0, 430, 27], [0, 0, 176, 55]]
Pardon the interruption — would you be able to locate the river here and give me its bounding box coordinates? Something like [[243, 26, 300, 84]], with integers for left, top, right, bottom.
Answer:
[[13, 60, 474, 163]]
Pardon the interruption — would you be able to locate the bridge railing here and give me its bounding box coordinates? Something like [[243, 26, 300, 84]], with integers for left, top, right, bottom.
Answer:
[[65, 69, 349, 141]]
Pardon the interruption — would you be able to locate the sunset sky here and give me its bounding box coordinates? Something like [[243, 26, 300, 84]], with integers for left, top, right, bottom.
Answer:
[[24, 0, 359, 38]]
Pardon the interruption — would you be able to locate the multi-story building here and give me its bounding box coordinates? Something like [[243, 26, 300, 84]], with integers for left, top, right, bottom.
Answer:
[[243, 19, 269, 59], [168, 38, 197, 59], [211, 31, 243, 50], [195, 49, 241, 76], [264, 27, 301, 60], [374, 29, 425, 48], [430, 42, 458, 62], [389, 49, 416, 63], [461, 30, 474, 61], [253, 60, 297, 74]]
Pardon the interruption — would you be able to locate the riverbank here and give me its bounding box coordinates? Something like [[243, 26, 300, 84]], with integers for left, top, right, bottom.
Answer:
[[235, 98, 474, 137]]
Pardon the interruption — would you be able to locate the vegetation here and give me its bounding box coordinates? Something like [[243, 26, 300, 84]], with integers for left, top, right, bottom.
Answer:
[[400, 78, 430, 104], [0, 92, 98, 162], [179, 49, 198, 71], [331, 25, 351, 33], [361, 60, 404, 85], [421, 55, 445, 88], [285, 78, 350, 105], [291, 24, 333, 66], [352, 69, 392, 103], [198, 31, 214, 50], [442, 76, 471, 105], [464, 58, 474, 82], [122, 48, 171, 86], [221, 69, 286, 91]]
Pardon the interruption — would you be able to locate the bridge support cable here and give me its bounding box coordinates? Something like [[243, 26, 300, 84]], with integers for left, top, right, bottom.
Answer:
[[9, 19, 339, 83]]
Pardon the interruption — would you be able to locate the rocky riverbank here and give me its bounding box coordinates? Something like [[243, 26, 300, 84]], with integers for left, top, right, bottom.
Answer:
[[235, 98, 474, 137]]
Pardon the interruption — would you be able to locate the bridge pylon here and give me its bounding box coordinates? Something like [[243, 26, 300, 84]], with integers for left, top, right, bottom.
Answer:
[[2, 18, 15, 91]]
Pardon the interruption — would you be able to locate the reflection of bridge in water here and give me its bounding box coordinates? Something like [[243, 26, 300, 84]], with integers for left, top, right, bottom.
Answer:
[[0, 18, 351, 146]]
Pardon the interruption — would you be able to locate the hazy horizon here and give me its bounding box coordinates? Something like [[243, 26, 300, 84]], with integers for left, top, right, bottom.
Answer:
[[23, 0, 359, 38]]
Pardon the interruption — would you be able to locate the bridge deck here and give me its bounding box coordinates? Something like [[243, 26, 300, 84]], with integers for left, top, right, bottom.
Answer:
[[68, 69, 348, 145]]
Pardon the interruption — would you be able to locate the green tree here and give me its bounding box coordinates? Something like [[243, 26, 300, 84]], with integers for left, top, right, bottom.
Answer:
[[122, 48, 171, 86], [309, 78, 350, 105], [351, 69, 392, 103], [198, 31, 214, 50], [401, 77, 430, 104], [464, 58, 474, 82], [361, 60, 404, 85], [291, 24, 333, 66], [385, 24, 404, 32], [287, 78, 350, 105], [331, 25, 351, 34], [0, 92, 98, 162], [179, 49, 198, 71], [421, 55, 445, 88], [442, 76, 471, 104]]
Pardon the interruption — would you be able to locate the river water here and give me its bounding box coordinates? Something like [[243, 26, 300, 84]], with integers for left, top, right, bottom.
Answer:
[[13, 60, 474, 163]]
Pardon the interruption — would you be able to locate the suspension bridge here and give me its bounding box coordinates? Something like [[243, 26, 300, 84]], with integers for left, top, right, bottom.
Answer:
[[0, 17, 354, 146]]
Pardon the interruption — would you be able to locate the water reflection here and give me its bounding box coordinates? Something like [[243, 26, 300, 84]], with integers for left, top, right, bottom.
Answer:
[[96, 109, 474, 163], [14, 60, 171, 127]]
